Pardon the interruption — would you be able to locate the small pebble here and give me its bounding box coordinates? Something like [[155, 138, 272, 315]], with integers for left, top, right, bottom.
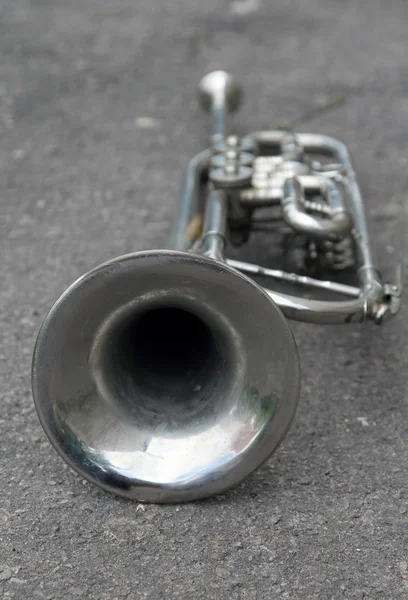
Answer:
[[134, 117, 160, 129], [229, 0, 260, 16]]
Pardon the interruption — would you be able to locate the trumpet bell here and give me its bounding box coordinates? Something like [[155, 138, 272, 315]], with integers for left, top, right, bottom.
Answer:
[[32, 250, 300, 502]]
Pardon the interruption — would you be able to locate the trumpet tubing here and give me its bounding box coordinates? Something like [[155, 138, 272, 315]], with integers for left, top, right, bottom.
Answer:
[[32, 71, 401, 503]]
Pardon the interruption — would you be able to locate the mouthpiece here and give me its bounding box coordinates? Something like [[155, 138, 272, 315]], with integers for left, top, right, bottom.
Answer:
[[198, 70, 242, 114]]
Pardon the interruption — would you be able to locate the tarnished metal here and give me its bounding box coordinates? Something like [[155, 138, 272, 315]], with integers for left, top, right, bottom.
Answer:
[[175, 73, 402, 326], [32, 71, 401, 504]]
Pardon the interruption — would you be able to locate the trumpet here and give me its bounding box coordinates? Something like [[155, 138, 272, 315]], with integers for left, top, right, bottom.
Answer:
[[32, 71, 402, 503]]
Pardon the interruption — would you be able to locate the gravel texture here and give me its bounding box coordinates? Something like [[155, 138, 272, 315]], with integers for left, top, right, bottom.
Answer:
[[1, 1, 407, 598]]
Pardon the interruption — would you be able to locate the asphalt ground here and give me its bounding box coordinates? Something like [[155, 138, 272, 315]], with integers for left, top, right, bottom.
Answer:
[[1, 1, 407, 598]]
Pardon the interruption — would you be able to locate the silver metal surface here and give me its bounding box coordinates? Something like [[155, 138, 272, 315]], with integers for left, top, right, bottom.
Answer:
[[227, 259, 361, 297], [198, 71, 242, 139], [282, 176, 352, 241], [197, 189, 228, 261], [174, 81, 401, 325], [33, 251, 300, 502], [32, 70, 401, 503]]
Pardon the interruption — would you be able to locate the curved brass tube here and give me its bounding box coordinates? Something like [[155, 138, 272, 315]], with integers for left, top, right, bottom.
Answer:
[[282, 176, 352, 242]]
